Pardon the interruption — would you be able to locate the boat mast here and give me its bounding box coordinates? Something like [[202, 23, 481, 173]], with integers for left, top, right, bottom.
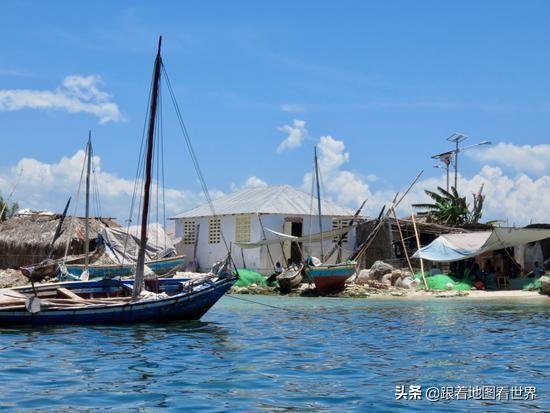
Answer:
[[314, 146, 324, 261], [84, 131, 92, 271], [133, 36, 162, 300]]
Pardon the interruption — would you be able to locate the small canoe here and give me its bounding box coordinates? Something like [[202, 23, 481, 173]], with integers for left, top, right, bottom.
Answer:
[[65, 255, 186, 279], [277, 263, 304, 294], [20, 255, 87, 282], [307, 261, 356, 294]]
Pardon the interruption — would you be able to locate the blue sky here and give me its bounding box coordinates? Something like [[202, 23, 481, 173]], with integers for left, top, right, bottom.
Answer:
[[1, 1, 549, 224]]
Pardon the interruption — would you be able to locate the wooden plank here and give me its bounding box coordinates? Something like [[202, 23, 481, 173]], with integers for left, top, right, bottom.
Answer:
[[56, 288, 85, 301]]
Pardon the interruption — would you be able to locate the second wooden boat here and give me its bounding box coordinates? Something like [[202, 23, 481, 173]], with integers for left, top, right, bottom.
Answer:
[[65, 255, 186, 279], [277, 263, 303, 294]]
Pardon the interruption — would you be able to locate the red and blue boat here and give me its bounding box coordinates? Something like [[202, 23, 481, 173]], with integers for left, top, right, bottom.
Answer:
[[307, 261, 357, 294]]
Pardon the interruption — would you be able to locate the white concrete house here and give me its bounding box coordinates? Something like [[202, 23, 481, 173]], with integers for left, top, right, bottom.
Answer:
[[170, 185, 357, 274]]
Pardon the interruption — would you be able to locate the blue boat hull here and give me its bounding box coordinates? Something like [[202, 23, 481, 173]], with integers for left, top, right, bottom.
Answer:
[[65, 256, 186, 279], [0, 277, 234, 326]]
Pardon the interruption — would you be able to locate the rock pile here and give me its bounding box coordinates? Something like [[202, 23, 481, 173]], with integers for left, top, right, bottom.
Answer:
[[356, 261, 419, 290]]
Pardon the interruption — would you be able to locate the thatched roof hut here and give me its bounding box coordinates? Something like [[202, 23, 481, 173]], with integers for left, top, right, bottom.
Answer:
[[0, 213, 119, 269]]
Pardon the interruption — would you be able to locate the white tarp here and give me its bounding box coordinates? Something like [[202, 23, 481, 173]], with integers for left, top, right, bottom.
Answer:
[[236, 225, 354, 249], [101, 223, 176, 264], [412, 228, 550, 262]]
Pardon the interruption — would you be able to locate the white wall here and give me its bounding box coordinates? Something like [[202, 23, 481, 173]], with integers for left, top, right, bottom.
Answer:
[[173, 213, 357, 274]]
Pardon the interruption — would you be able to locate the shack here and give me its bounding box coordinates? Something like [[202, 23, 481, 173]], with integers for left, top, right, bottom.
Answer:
[[0, 211, 119, 269], [355, 217, 485, 269], [413, 226, 550, 289], [170, 185, 356, 274]]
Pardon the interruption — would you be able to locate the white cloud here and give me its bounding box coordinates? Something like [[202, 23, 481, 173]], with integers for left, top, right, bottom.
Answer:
[[276, 119, 308, 153], [295, 132, 550, 225], [0, 75, 123, 124], [468, 142, 550, 176], [403, 166, 550, 225], [230, 175, 268, 191], [244, 176, 268, 188], [0, 151, 205, 222], [281, 103, 305, 113], [303, 135, 374, 209]]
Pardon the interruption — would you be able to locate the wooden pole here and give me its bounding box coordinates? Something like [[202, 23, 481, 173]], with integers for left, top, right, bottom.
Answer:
[[133, 36, 162, 300], [410, 206, 428, 290], [391, 206, 414, 275], [314, 147, 324, 261], [84, 132, 92, 271], [325, 198, 367, 262]]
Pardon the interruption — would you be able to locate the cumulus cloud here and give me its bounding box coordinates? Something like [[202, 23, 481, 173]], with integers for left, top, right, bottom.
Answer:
[[296, 133, 550, 225], [244, 176, 268, 188], [230, 175, 268, 191], [0, 151, 205, 222], [281, 103, 305, 113], [0, 75, 123, 124], [468, 142, 550, 176], [303, 135, 374, 209], [403, 166, 550, 225], [277, 119, 308, 153]]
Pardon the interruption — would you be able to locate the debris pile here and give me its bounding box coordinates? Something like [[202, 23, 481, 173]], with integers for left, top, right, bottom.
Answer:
[[355, 261, 420, 290]]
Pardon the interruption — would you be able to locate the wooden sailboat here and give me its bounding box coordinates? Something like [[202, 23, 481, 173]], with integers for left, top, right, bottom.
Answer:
[[0, 36, 236, 325], [305, 147, 356, 294], [64, 134, 185, 280]]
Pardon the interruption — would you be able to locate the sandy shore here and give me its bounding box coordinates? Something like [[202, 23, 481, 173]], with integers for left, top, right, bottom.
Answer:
[[366, 289, 549, 302], [0, 268, 547, 303], [227, 282, 549, 302]]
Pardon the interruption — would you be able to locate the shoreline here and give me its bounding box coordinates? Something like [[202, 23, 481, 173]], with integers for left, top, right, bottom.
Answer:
[[228, 283, 549, 302], [1, 268, 548, 303]]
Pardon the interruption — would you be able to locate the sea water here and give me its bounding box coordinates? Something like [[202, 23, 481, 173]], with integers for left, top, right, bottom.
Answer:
[[0, 296, 548, 412]]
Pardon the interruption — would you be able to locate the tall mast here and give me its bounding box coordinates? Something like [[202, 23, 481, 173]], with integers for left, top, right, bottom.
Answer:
[[314, 146, 324, 261], [84, 131, 92, 270], [133, 35, 162, 299]]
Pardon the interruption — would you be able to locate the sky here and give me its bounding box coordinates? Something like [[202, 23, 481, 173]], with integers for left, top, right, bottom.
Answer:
[[0, 1, 549, 226]]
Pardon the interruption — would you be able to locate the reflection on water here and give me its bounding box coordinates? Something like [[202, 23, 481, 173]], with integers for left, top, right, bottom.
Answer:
[[0, 297, 548, 411]]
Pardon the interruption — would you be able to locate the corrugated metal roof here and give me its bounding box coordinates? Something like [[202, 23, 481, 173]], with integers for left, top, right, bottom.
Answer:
[[170, 185, 355, 219]]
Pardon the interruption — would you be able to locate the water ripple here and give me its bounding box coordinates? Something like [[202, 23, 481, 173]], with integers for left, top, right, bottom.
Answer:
[[0, 296, 548, 411]]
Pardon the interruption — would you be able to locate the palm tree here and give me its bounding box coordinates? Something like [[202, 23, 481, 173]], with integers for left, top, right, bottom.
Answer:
[[0, 193, 18, 222], [413, 185, 484, 226]]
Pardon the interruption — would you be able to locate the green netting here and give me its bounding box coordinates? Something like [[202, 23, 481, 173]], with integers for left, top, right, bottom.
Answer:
[[522, 277, 543, 291], [414, 272, 473, 291], [233, 268, 267, 287]]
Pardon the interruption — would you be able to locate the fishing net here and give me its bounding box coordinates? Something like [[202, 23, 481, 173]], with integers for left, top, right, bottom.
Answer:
[[233, 268, 267, 287], [415, 272, 473, 291], [522, 276, 543, 291]]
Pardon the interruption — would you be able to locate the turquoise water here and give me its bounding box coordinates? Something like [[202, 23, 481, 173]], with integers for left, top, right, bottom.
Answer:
[[0, 296, 548, 412]]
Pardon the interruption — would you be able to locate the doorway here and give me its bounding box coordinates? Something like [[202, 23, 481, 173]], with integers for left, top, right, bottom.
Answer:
[[290, 221, 303, 264]]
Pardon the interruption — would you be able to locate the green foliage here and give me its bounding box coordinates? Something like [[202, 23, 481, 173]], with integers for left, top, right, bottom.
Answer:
[[412, 185, 485, 226], [0, 193, 19, 222]]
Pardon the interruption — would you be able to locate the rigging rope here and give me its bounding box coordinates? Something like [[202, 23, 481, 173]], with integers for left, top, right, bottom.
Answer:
[[226, 295, 348, 324], [161, 63, 232, 255], [122, 64, 155, 265], [62, 138, 88, 261]]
